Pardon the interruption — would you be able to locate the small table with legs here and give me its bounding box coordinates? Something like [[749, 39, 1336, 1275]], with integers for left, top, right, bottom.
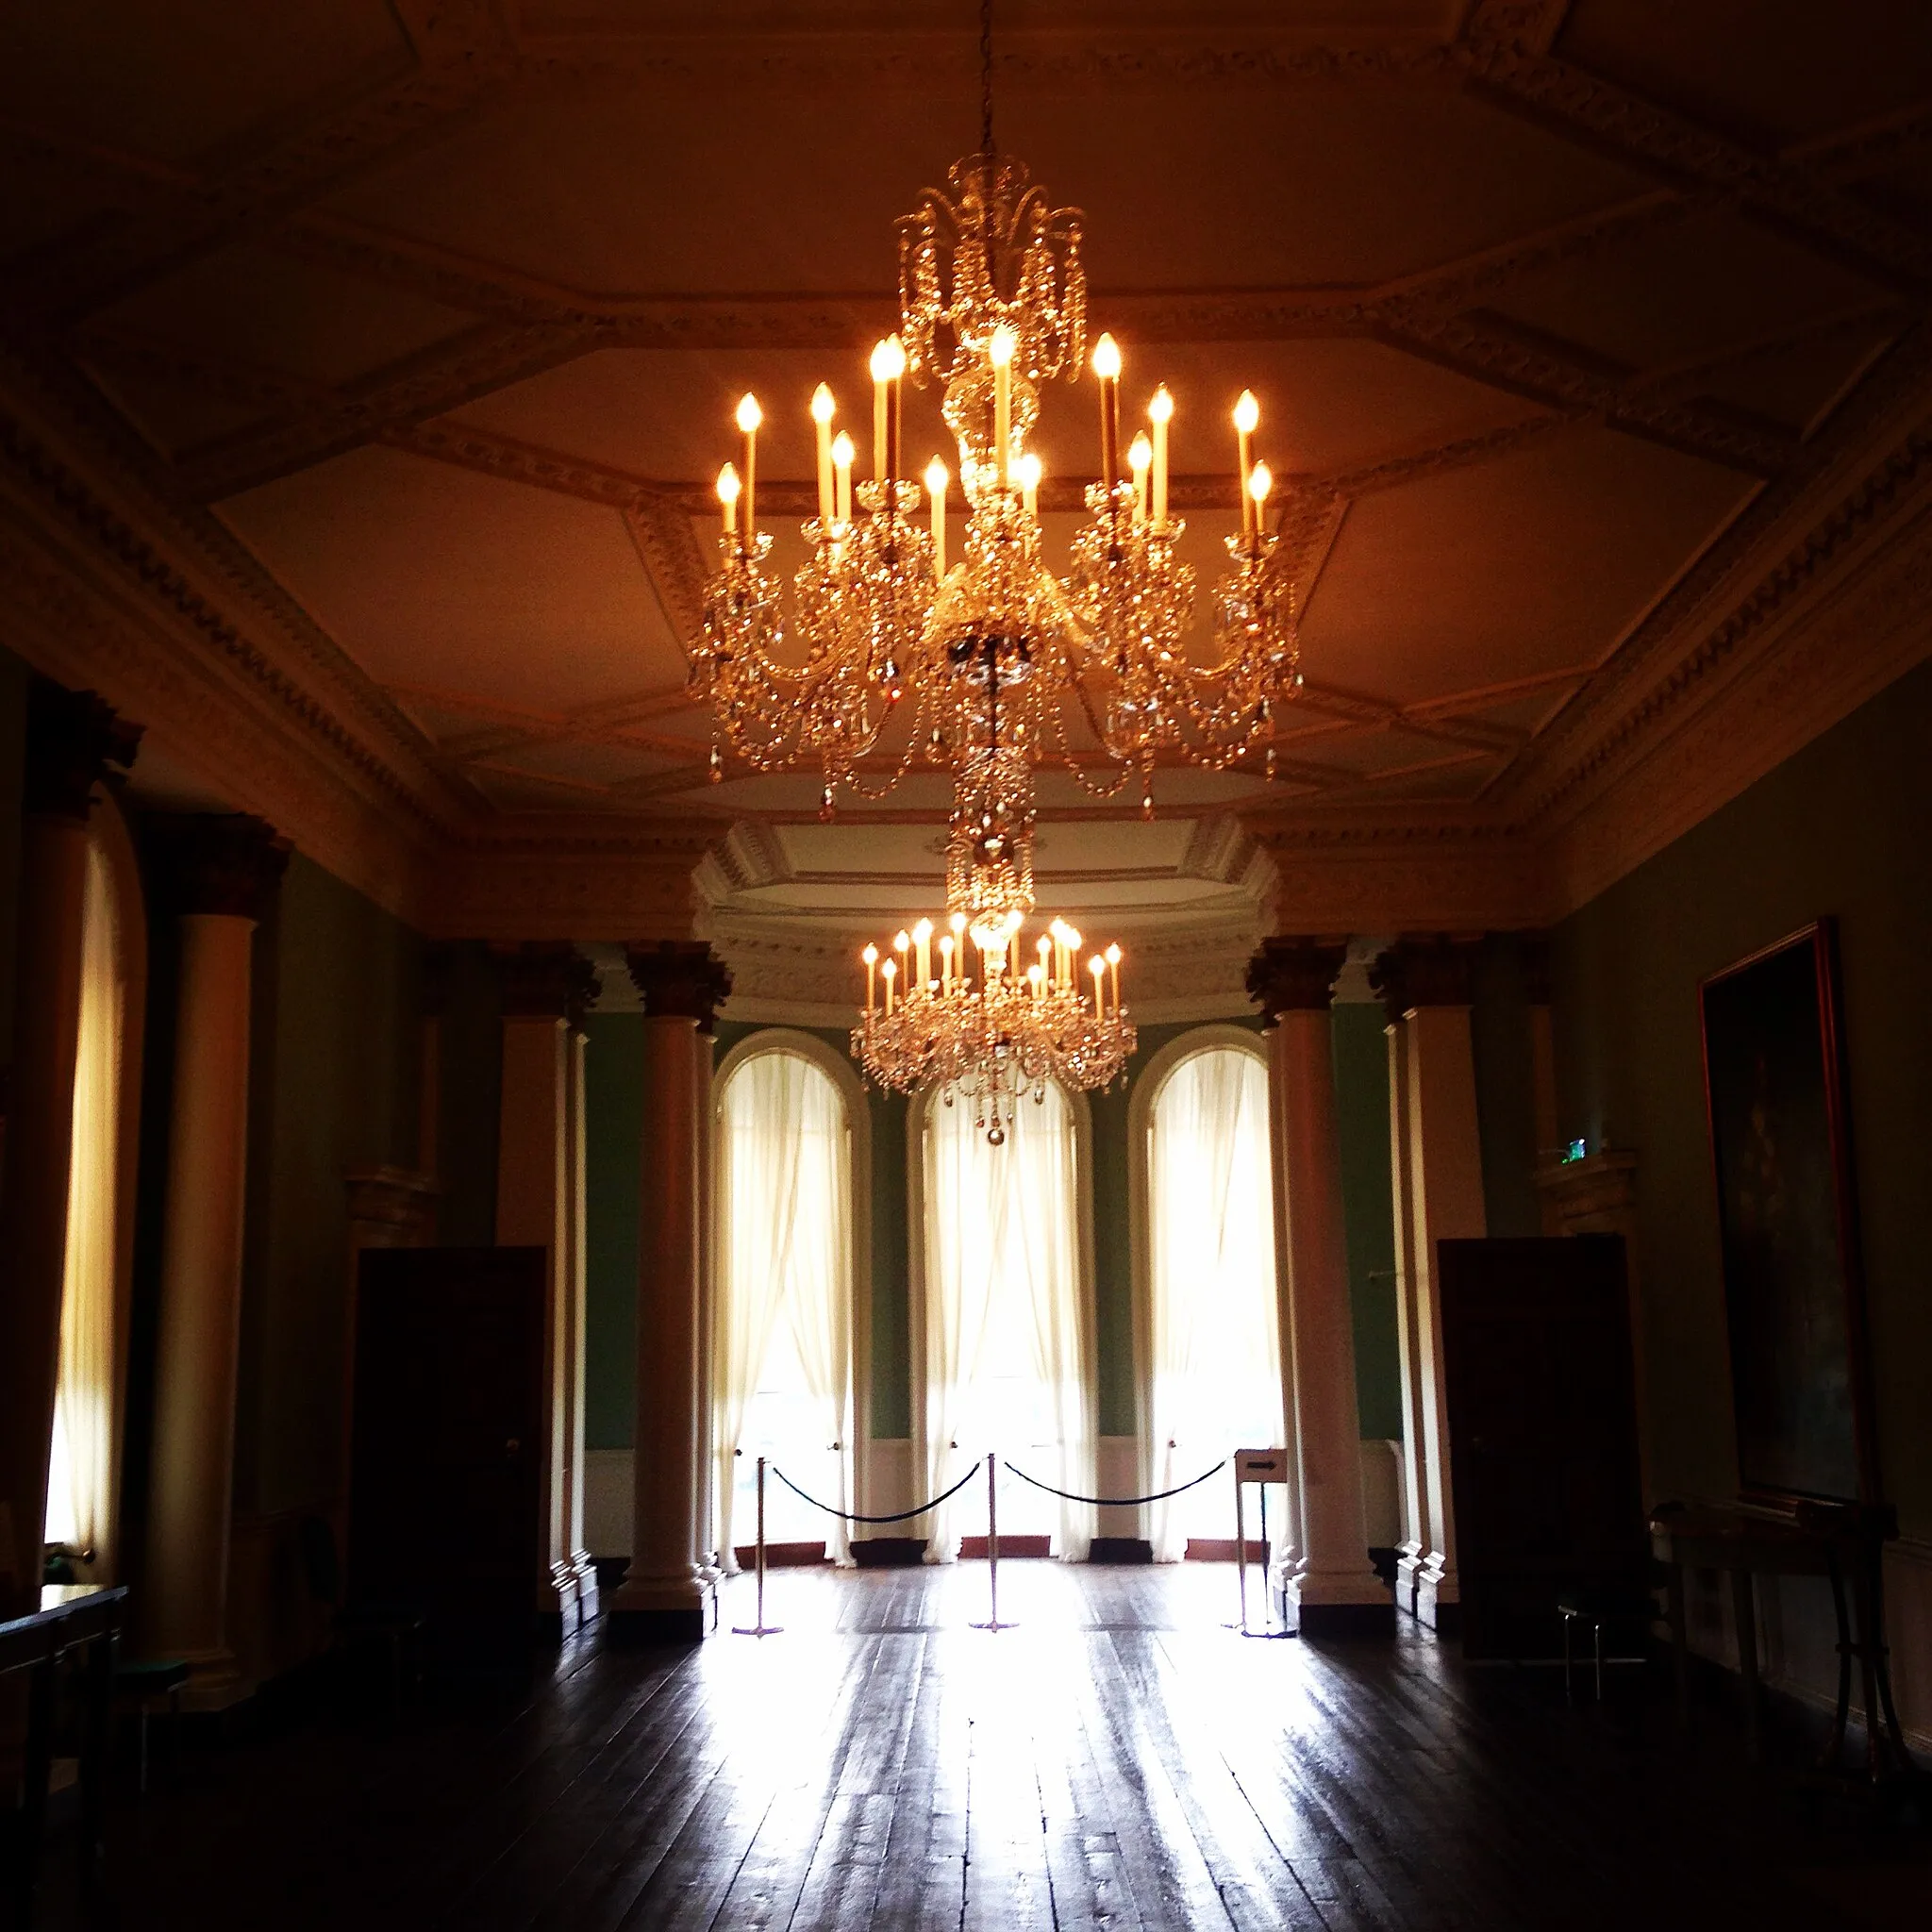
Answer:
[[1649, 1500, 1910, 1783], [0, 1583, 126, 1923]]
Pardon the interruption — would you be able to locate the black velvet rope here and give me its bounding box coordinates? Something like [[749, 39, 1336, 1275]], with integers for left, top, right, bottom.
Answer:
[[769, 1459, 987, 1525], [1002, 1457, 1230, 1508]]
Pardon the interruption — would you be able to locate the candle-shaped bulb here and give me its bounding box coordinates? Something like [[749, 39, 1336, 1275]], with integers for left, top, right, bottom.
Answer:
[[1248, 460, 1273, 508], [1091, 333, 1122, 381], [1017, 451, 1042, 493], [869, 337, 904, 384], [912, 917, 933, 945], [1105, 942, 1122, 965], [810, 383, 835, 425], [1128, 433, 1151, 476], [1148, 386, 1174, 425], [940, 934, 954, 958], [736, 392, 762, 434], [832, 431, 856, 470], [1233, 390, 1259, 435], [924, 456, 949, 499], [716, 463, 741, 507], [989, 325, 1017, 369], [1090, 955, 1106, 991], [950, 911, 967, 936], [862, 943, 878, 965], [893, 929, 910, 953]]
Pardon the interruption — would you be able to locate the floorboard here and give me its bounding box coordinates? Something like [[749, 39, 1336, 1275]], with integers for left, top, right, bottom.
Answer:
[[30, 1563, 1932, 1931]]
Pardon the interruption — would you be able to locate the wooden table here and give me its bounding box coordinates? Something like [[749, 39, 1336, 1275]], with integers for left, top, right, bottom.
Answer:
[[1649, 1500, 1909, 1782], [0, 1583, 125, 1924]]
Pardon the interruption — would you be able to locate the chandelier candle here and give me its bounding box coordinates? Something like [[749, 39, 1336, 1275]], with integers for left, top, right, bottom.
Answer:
[[832, 432, 855, 525], [736, 394, 761, 544], [1092, 333, 1122, 489], [991, 325, 1016, 487], [1248, 462, 1273, 549], [1149, 386, 1173, 523], [716, 462, 741, 539], [1234, 390, 1259, 541], [811, 384, 836, 525], [1018, 452, 1041, 519], [1128, 432, 1151, 525], [925, 458, 948, 576]]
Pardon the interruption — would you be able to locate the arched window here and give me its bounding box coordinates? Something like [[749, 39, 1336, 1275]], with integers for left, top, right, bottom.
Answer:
[[1141, 1034, 1282, 1561], [918, 1081, 1094, 1560], [44, 807, 144, 1581], [713, 1041, 858, 1565]]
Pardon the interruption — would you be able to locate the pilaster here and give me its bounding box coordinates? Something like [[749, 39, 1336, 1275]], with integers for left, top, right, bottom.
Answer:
[[140, 813, 286, 1701], [1371, 936, 1487, 1635], [1247, 939, 1391, 1636], [493, 943, 601, 1633]]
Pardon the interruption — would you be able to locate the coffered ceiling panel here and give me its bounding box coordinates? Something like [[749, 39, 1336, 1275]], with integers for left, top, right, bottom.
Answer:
[[218, 445, 681, 711], [94, 244, 482, 391], [1295, 425, 1756, 701]]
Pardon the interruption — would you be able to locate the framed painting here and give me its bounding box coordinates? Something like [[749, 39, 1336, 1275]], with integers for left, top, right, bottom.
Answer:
[[1699, 919, 1877, 1507]]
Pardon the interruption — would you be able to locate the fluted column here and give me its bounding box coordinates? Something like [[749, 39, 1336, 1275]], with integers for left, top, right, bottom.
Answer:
[[495, 944, 601, 1633], [1371, 937, 1487, 1634], [140, 815, 286, 1695], [1248, 940, 1391, 1636], [608, 941, 731, 1642], [0, 681, 139, 1612], [1382, 1015, 1430, 1618], [564, 1020, 595, 1616]]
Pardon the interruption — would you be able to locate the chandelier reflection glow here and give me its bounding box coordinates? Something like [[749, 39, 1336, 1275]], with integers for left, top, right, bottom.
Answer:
[[690, 121, 1298, 1126]]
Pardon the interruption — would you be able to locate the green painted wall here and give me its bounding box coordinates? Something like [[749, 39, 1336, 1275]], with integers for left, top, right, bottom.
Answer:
[[0, 646, 28, 1055], [1332, 1003, 1402, 1440], [235, 854, 423, 1516], [1471, 932, 1543, 1239], [583, 1011, 641, 1451], [434, 941, 502, 1248], [1551, 654, 1932, 1537]]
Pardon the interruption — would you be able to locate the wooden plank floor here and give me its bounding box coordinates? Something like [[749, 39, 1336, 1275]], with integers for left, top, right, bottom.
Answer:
[[38, 1564, 1930, 1929]]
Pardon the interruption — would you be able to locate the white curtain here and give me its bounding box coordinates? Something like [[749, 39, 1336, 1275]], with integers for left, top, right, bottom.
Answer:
[[1146, 1045, 1282, 1562], [45, 841, 124, 1571], [922, 1082, 1094, 1561], [713, 1050, 854, 1567]]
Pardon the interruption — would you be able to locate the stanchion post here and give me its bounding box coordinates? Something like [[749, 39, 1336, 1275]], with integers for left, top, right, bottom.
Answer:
[[731, 1454, 782, 1637], [1232, 1461, 1250, 1635], [972, 1451, 1013, 1631]]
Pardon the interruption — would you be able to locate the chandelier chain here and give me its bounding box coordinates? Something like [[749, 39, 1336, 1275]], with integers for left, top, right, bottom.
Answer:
[[980, 0, 994, 157]]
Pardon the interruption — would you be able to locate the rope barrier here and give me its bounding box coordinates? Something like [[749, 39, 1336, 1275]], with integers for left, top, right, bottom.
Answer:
[[769, 1459, 986, 1525], [1002, 1457, 1230, 1508]]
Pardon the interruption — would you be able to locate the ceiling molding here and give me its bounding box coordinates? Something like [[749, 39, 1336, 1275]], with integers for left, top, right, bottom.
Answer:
[[1458, 23, 1932, 293]]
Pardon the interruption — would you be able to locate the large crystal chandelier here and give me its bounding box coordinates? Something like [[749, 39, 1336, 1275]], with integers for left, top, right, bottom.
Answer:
[[686, 110, 1300, 830]]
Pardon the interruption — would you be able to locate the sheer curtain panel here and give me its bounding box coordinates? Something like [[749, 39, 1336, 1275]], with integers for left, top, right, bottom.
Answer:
[[714, 1050, 854, 1566], [44, 841, 123, 1568], [922, 1082, 1094, 1560], [1145, 1044, 1282, 1562]]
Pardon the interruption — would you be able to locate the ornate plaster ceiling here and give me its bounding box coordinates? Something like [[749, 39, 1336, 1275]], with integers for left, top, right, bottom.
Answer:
[[4, 0, 1930, 941]]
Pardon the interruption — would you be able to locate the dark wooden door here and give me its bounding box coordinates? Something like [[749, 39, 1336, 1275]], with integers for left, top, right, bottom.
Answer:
[[348, 1246, 547, 1663], [1437, 1235, 1646, 1658]]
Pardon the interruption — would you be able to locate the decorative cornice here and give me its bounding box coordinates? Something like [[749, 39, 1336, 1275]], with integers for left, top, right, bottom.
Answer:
[[22, 675, 141, 823], [493, 941, 601, 1023], [1246, 938, 1349, 1021], [1369, 936, 1486, 1023], [625, 941, 732, 1032], [146, 812, 290, 922]]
